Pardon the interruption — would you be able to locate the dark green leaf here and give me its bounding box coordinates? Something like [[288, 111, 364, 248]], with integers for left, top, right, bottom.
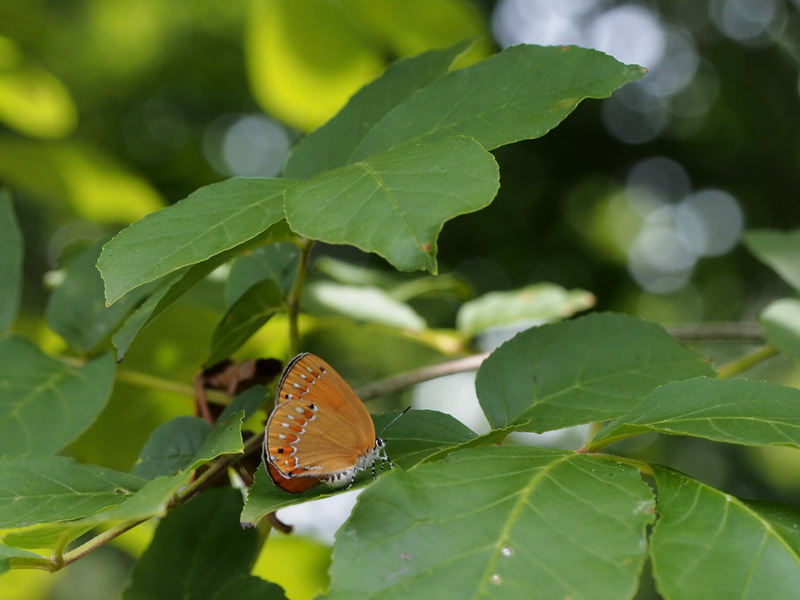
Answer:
[[744, 229, 800, 291], [0, 456, 144, 528], [743, 500, 800, 555], [286, 136, 499, 273], [760, 298, 800, 361], [0, 189, 23, 333], [456, 283, 596, 338], [187, 410, 245, 471], [284, 41, 470, 178], [327, 447, 654, 600], [46, 239, 158, 353], [133, 416, 212, 479], [0, 336, 116, 455], [590, 377, 800, 449], [352, 44, 646, 160], [651, 467, 800, 599], [211, 575, 287, 600], [209, 279, 284, 366], [225, 243, 300, 306], [217, 385, 268, 424], [123, 488, 259, 600], [475, 313, 714, 432], [99, 177, 292, 304]]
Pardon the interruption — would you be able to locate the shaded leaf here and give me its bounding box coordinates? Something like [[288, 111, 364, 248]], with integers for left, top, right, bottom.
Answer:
[[285, 136, 499, 273], [456, 283, 596, 338], [123, 488, 259, 600], [0, 336, 116, 455], [225, 243, 300, 306], [132, 417, 212, 479], [0, 190, 23, 332], [743, 500, 800, 554], [209, 279, 285, 366], [217, 384, 269, 424], [475, 313, 714, 432], [284, 41, 471, 178], [590, 377, 800, 450], [760, 298, 800, 361], [0, 456, 144, 528], [0, 544, 42, 575], [744, 229, 800, 291], [651, 467, 800, 599], [327, 447, 654, 600], [352, 44, 646, 160], [99, 177, 292, 304], [187, 410, 246, 471], [211, 575, 287, 600]]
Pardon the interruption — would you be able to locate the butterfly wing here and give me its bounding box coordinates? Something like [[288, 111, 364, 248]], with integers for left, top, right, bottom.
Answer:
[[265, 354, 376, 489]]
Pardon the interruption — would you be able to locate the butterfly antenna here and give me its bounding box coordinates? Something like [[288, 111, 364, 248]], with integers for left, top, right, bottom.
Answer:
[[378, 406, 411, 438]]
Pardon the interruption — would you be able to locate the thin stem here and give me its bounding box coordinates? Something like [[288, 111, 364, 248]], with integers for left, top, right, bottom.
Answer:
[[717, 345, 779, 379], [355, 353, 489, 401], [588, 452, 655, 477], [60, 520, 146, 568], [287, 239, 314, 356]]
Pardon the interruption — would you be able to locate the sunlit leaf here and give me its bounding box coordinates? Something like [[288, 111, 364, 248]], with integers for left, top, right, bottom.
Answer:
[[209, 279, 285, 366], [123, 488, 259, 600], [760, 298, 800, 361], [2, 521, 93, 552], [186, 411, 245, 471], [475, 313, 714, 432], [590, 377, 800, 450], [285, 41, 471, 178], [326, 447, 654, 600], [0, 336, 116, 455], [0, 190, 22, 332], [99, 177, 292, 304], [456, 283, 596, 339], [0, 456, 144, 528], [352, 44, 646, 160], [651, 467, 800, 599], [286, 136, 499, 273], [744, 229, 800, 291], [0, 544, 42, 575]]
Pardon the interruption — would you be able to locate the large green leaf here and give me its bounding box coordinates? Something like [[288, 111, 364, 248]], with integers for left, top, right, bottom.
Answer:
[[0, 336, 116, 455], [123, 488, 260, 600], [208, 279, 285, 366], [285, 136, 499, 273], [284, 41, 470, 179], [352, 44, 646, 160], [241, 409, 474, 525], [590, 377, 800, 450], [0, 544, 42, 575], [225, 243, 300, 306], [760, 298, 800, 361], [98, 177, 292, 304], [0, 456, 144, 528], [651, 467, 800, 599], [744, 229, 800, 291], [0, 190, 22, 333], [211, 576, 287, 600], [46, 239, 157, 353], [326, 447, 654, 600], [475, 313, 714, 432], [132, 416, 212, 479]]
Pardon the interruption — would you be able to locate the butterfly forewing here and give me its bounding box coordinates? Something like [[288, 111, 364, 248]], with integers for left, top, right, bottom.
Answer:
[[266, 354, 377, 485]]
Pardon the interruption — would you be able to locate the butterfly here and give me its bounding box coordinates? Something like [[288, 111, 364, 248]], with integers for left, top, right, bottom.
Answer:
[[263, 353, 400, 493]]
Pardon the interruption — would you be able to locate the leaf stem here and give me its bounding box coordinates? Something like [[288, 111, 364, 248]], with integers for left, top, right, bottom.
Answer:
[[716, 345, 779, 379], [287, 238, 314, 356]]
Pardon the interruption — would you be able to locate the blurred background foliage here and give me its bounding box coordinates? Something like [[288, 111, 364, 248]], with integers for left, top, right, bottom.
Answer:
[[1, 0, 799, 598]]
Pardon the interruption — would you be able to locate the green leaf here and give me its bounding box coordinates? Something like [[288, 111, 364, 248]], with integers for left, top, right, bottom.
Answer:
[[217, 385, 269, 424], [187, 410, 246, 471], [286, 136, 499, 273], [475, 313, 714, 432], [98, 177, 292, 304], [0, 544, 42, 575], [303, 281, 426, 330], [651, 467, 800, 599], [133, 416, 212, 479], [743, 500, 800, 554], [326, 447, 654, 600], [2, 521, 94, 551], [352, 44, 646, 161], [0, 190, 23, 333], [0, 456, 144, 528], [590, 377, 800, 450], [46, 239, 156, 353], [0, 336, 116, 455], [456, 283, 596, 339], [225, 243, 300, 306], [209, 279, 285, 366], [211, 575, 287, 600], [744, 229, 800, 291], [284, 41, 470, 179], [123, 488, 259, 600], [241, 410, 469, 524], [760, 298, 800, 361]]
